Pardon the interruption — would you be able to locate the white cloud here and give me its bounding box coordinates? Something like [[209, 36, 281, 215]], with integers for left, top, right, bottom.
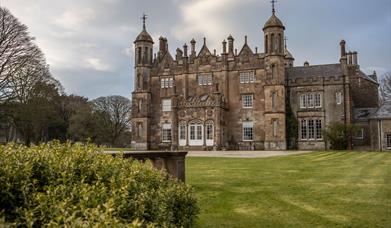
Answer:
[[172, 0, 255, 48], [54, 8, 96, 30], [84, 58, 113, 72]]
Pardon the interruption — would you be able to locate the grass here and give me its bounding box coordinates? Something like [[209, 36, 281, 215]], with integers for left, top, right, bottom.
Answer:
[[186, 152, 391, 227]]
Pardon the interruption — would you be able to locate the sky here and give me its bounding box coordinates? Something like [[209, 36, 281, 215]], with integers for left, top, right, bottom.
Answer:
[[2, 0, 391, 99]]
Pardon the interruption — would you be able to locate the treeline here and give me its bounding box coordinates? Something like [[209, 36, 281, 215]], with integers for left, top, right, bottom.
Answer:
[[0, 7, 132, 147]]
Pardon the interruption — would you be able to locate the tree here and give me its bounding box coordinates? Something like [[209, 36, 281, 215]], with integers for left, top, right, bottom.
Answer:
[[323, 122, 360, 150], [91, 96, 132, 147], [0, 7, 45, 102], [380, 72, 391, 103]]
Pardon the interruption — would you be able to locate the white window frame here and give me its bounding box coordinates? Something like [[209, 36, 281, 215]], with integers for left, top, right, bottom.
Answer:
[[307, 93, 315, 108], [300, 119, 307, 140], [205, 121, 214, 146], [242, 94, 253, 109], [162, 123, 172, 143], [243, 121, 254, 141], [336, 92, 343, 105], [162, 99, 172, 112], [308, 119, 315, 140], [300, 94, 306, 109], [188, 122, 204, 146], [179, 123, 186, 146], [273, 119, 278, 138], [315, 93, 322, 108], [198, 74, 213, 86], [240, 71, 255, 84]]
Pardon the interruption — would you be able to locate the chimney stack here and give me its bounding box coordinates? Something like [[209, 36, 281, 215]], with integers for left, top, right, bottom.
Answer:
[[228, 35, 234, 54], [352, 51, 358, 65], [347, 52, 352, 65], [222, 40, 227, 54], [159, 36, 166, 53], [183, 43, 188, 57], [190, 38, 196, 57], [340, 40, 346, 58], [304, 61, 309, 67]]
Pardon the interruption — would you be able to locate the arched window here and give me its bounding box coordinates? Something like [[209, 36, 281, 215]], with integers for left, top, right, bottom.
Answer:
[[137, 47, 142, 64], [278, 34, 283, 53], [265, 35, 269, 53], [272, 91, 277, 111], [138, 99, 143, 113], [271, 34, 275, 53], [271, 64, 277, 80], [188, 120, 203, 146]]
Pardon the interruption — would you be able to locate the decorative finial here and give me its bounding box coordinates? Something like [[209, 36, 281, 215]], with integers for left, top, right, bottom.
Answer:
[[284, 36, 288, 49], [271, 0, 277, 14], [141, 13, 148, 30], [203, 37, 206, 45], [245, 35, 248, 44]]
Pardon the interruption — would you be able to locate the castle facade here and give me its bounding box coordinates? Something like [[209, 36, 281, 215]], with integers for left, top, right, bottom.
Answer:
[[131, 7, 382, 151]]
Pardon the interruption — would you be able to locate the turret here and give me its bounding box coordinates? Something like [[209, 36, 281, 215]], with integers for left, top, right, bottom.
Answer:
[[134, 14, 154, 91], [263, 4, 285, 56]]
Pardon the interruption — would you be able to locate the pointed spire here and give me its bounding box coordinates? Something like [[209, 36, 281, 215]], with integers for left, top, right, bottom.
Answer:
[[244, 35, 248, 45], [271, 0, 277, 14], [203, 37, 206, 46], [141, 13, 148, 30]]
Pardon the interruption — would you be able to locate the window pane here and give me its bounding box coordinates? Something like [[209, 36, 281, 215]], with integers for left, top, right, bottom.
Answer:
[[316, 120, 322, 139], [206, 124, 213, 140], [242, 95, 253, 108], [196, 126, 202, 140], [387, 134, 391, 148], [243, 121, 253, 141], [308, 94, 314, 108], [315, 93, 321, 107], [162, 99, 171, 112], [300, 95, 306, 109], [179, 125, 186, 140], [301, 119, 307, 140], [190, 126, 195, 140], [308, 120, 315, 139]]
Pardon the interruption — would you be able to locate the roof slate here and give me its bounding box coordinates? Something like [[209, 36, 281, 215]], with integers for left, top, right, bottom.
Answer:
[[286, 64, 342, 79], [370, 102, 391, 119]]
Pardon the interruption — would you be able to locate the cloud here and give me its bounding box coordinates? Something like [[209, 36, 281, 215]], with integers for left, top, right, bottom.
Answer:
[[84, 58, 113, 72], [54, 8, 96, 30]]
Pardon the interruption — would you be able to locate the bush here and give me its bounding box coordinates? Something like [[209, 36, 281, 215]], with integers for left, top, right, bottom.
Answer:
[[323, 122, 360, 150], [0, 142, 198, 227]]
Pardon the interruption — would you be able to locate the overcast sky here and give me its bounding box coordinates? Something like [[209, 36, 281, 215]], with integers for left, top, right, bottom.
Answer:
[[2, 0, 391, 99]]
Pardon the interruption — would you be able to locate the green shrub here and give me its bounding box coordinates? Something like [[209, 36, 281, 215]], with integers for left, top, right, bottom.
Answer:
[[323, 122, 360, 150], [0, 142, 198, 227]]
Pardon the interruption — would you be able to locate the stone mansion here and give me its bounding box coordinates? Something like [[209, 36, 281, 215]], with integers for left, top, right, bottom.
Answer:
[[130, 6, 390, 151]]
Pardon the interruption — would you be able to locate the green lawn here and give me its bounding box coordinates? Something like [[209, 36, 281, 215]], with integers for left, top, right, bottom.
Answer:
[[187, 152, 391, 227]]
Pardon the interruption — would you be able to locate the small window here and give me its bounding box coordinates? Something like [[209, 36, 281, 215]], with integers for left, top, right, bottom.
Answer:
[[243, 121, 253, 141], [271, 64, 277, 79], [300, 94, 306, 109], [315, 93, 322, 108], [387, 133, 391, 149], [190, 126, 196, 140], [196, 125, 202, 140], [273, 119, 278, 138], [272, 91, 277, 111], [162, 123, 172, 142], [353, 128, 364, 140], [336, 92, 343, 105], [162, 99, 172, 112], [242, 94, 253, 108]]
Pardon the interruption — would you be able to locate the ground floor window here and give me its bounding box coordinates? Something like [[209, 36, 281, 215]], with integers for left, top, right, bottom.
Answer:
[[300, 119, 322, 141], [206, 122, 214, 140], [179, 124, 186, 140], [162, 123, 172, 142], [387, 133, 391, 149], [243, 121, 253, 141]]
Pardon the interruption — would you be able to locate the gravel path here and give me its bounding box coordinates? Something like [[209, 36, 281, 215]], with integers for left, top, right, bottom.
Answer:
[[187, 150, 312, 158]]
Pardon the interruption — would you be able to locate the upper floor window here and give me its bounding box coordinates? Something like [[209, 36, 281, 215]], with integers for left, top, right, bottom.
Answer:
[[162, 99, 172, 112], [336, 92, 343, 105], [243, 121, 253, 141], [161, 77, 174, 89], [206, 121, 214, 140], [272, 91, 277, 111], [242, 94, 253, 108], [162, 123, 172, 142], [240, 71, 255, 84], [198, 74, 212, 86], [300, 93, 322, 109]]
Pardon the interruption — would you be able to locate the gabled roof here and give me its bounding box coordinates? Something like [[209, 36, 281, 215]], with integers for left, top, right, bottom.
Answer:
[[358, 70, 378, 84], [286, 64, 342, 79], [197, 44, 212, 58], [370, 102, 391, 119], [238, 43, 254, 56]]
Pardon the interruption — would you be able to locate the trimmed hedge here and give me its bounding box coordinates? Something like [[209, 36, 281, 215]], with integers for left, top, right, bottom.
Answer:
[[0, 142, 198, 227]]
